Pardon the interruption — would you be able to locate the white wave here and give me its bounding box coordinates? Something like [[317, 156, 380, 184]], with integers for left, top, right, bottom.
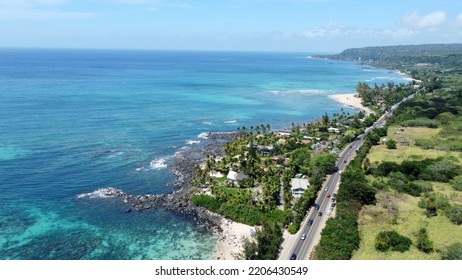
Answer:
[[198, 132, 210, 139], [187, 140, 201, 145], [270, 89, 326, 95], [224, 120, 237, 124], [202, 121, 212, 125], [77, 187, 125, 199], [149, 158, 168, 170]]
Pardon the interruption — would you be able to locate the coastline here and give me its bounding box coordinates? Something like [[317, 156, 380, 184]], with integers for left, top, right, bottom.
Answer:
[[213, 218, 254, 260], [328, 93, 374, 115]]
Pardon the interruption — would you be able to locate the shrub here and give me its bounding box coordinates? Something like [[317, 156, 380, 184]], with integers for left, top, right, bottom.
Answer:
[[375, 230, 412, 252], [386, 139, 397, 149], [191, 194, 221, 212], [416, 228, 434, 253], [441, 243, 462, 260], [450, 176, 462, 191], [445, 205, 462, 225]]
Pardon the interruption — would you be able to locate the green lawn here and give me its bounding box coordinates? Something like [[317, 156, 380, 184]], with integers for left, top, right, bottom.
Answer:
[[366, 126, 462, 165], [353, 188, 462, 260]]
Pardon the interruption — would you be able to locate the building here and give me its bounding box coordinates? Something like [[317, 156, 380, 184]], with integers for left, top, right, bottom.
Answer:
[[290, 178, 310, 198], [227, 170, 248, 181]]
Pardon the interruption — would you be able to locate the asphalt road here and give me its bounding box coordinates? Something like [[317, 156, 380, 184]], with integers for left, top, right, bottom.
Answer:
[[288, 138, 363, 260], [281, 92, 417, 260], [286, 110, 393, 260]]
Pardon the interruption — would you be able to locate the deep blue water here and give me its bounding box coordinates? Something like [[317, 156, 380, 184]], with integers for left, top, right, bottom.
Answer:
[[0, 49, 408, 259]]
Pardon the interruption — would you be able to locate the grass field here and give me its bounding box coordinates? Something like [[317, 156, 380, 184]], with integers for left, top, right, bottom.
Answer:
[[352, 189, 462, 260], [366, 126, 462, 165]]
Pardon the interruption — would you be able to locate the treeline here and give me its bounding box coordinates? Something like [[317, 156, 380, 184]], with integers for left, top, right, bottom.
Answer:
[[191, 194, 287, 226], [356, 82, 417, 108]]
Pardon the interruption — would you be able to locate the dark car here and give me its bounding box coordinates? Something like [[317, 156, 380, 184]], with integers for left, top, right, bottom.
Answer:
[[332, 166, 339, 172], [332, 193, 337, 198], [318, 211, 323, 216], [331, 197, 336, 202], [331, 202, 336, 207], [290, 253, 297, 260], [314, 203, 320, 210], [307, 219, 314, 226]]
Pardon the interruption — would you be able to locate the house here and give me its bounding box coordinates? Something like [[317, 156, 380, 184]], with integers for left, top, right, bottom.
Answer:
[[290, 178, 310, 198], [278, 130, 292, 137], [328, 127, 341, 134], [227, 170, 248, 181]]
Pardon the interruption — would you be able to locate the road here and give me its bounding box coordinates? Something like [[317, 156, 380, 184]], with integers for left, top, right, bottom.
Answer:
[[280, 93, 415, 260]]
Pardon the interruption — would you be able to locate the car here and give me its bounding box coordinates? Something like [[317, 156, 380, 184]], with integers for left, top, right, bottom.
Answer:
[[307, 219, 313, 226], [339, 170, 342, 174], [301, 233, 306, 240], [331, 198, 336, 202], [290, 253, 297, 260], [332, 166, 339, 172], [326, 210, 331, 216], [332, 193, 337, 198], [318, 211, 323, 216], [331, 202, 336, 207], [324, 186, 328, 191], [344, 159, 347, 163], [314, 204, 320, 210], [326, 193, 331, 198], [329, 207, 334, 211]]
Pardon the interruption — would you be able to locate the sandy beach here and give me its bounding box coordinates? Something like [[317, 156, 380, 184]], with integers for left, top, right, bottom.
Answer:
[[329, 93, 374, 115], [213, 218, 254, 260]]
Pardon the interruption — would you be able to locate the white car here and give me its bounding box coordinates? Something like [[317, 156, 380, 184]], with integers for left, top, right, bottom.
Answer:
[[326, 210, 332, 216]]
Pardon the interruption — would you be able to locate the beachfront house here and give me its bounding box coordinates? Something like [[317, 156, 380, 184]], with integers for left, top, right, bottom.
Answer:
[[290, 178, 310, 199]]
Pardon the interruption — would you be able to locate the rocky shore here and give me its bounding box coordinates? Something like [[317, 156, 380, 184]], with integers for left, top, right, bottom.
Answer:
[[78, 131, 244, 230]]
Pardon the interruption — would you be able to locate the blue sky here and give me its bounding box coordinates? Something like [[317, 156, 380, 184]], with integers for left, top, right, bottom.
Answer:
[[1, 0, 462, 52]]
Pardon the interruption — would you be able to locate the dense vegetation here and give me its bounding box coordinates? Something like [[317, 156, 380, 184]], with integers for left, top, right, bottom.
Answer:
[[317, 44, 462, 260]]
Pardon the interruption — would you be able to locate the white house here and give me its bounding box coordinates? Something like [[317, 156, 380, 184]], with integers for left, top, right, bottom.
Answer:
[[290, 178, 310, 198], [328, 127, 341, 134], [227, 170, 248, 181]]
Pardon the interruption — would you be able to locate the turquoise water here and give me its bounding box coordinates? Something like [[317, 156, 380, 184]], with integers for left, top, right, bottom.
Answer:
[[0, 49, 408, 259]]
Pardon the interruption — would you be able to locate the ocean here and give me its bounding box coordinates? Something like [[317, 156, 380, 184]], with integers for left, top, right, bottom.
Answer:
[[0, 49, 408, 259]]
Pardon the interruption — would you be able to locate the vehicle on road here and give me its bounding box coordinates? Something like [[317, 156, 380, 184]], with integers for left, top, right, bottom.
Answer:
[[290, 253, 297, 260], [331, 202, 336, 207], [332, 193, 337, 198], [326, 210, 331, 216], [314, 204, 320, 210], [307, 219, 313, 226], [324, 186, 328, 191], [331, 198, 336, 202], [318, 212, 323, 216], [301, 233, 306, 240], [326, 193, 331, 198]]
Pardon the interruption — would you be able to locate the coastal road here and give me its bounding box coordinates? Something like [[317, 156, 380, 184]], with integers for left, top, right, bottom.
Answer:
[[277, 85, 420, 260], [280, 93, 416, 260], [286, 138, 364, 260]]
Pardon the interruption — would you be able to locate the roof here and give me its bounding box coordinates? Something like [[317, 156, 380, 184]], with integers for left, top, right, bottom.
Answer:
[[290, 178, 310, 191], [227, 170, 248, 181]]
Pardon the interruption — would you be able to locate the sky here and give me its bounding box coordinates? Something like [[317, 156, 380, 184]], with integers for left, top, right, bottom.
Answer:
[[1, 0, 462, 52]]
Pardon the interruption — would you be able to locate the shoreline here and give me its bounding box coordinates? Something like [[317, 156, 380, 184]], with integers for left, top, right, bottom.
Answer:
[[328, 93, 374, 115], [213, 218, 254, 260]]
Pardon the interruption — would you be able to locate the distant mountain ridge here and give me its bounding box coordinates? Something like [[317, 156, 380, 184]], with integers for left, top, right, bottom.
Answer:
[[318, 43, 462, 72]]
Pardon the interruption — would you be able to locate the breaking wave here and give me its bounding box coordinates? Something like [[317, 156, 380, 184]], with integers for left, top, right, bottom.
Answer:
[[77, 187, 126, 199]]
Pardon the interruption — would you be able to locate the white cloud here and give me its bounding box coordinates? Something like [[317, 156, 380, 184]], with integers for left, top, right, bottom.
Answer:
[[457, 13, 462, 27], [400, 11, 447, 30], [0, 0, 94, 20]]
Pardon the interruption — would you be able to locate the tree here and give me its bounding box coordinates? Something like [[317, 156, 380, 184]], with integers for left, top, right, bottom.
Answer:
[[386, 139, 397, 149], [375, 230, 412, 252]]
